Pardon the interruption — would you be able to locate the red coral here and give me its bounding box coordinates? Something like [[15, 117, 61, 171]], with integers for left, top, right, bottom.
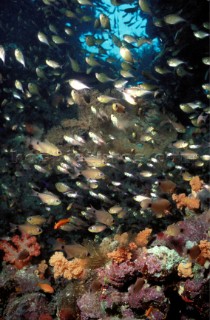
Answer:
[[0, 233, 41, 269]]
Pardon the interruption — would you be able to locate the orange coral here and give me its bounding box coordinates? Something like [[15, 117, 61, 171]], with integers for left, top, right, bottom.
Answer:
[[128, 242, 138, 251], [189, 176, 204, 192], [172, 193, 200, 210], [196, 240, 210, 265], [114, 232, 129, 246], [177, 261, 193, 278], [49, 251, 87, 280], [107, 247, 132, 264], [135, 228, 152, 247], [198, 240, 210, 258]]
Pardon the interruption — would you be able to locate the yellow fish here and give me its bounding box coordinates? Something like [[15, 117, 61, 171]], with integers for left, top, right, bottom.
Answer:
[[10, 223, 42, 235], [81, 168, 105, 180], [27, 215, 47, 225], [28, 138, 62, 156], [33, 190, 61, 206], [84, 156, 106, 167]]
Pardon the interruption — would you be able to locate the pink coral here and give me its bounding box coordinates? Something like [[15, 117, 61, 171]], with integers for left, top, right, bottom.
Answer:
[[155, 211, 210, 255], [0, 233, 41, 269], [128, 283, 167, 310], [97, 261, 137, 288], [77, 292, 104, 320]]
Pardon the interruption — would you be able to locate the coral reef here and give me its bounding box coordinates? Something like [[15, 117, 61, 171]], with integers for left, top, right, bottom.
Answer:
[[0, 0, 209, 318]]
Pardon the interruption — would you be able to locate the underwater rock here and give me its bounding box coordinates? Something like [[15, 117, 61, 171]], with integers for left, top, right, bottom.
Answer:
[[77, 292, 105, 320], [4, 293, 50, 320], [128, 283, 168, 311]]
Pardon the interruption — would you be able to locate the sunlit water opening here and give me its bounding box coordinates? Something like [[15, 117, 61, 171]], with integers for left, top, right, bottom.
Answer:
[[76, 0, 161, 73]]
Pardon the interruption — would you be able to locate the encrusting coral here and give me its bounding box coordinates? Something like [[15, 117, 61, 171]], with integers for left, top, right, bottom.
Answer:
[[177, 261, 193, 278]]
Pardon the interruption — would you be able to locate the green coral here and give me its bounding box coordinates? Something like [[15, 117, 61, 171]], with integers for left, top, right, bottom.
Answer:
[[147, 246, 182, 272]]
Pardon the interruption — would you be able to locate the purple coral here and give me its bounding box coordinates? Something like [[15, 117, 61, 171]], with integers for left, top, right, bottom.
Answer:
[[134, 251, 162, 277], [128, 283, 167, 310], [155, 211, 210, 255], [178, 278, 206, 300], [134, 246, 182, 279], [101, 286, 128, 309], [77, 292, 105, 320], [97, 261, 137, 287]]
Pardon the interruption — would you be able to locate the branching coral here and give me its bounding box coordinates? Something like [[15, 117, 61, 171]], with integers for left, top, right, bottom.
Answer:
[[0, 233, 41, 269], [134, 228, 152, 247], [196, 240, 210, 265], [107, 247, 132, 264], [49, 252, 87, 280], [172, 193, 200, 210]]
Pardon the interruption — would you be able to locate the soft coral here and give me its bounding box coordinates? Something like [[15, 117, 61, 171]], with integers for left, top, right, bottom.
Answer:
[[0, 233, 41, 269]]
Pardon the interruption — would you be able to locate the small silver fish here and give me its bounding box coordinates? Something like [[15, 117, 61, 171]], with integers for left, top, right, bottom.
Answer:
[[0, 45, 5, 63]]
